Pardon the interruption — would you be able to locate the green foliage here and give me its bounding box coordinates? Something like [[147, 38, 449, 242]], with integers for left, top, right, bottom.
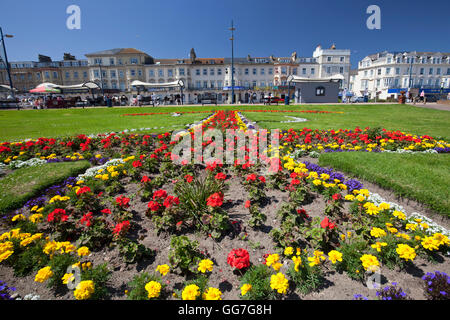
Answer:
[[11, 242, 49, 277], [127, 272, 164, 300], [77, 218, 113, 250], [239, 265, 276, 300], [118, 238, 153, 264], [168, 235, 204, 274], [81, 263, 111, 300], [47, 253, 77, 291], [336, 239, 369, 281], [287, 256, 324, 295]]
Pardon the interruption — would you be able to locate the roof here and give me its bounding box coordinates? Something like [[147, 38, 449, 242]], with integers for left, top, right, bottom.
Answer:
[[85, 48, 149, 56]]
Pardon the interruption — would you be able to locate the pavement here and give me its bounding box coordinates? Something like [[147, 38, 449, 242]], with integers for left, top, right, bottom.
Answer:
[[406, 102, 450, 111]]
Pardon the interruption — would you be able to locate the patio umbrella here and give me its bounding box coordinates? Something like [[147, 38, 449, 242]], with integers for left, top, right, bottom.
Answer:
[[29, 83, 61, 94]]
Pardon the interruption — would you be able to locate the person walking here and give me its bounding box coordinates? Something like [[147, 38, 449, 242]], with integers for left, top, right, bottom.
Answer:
[[420, 90, 426, 104]]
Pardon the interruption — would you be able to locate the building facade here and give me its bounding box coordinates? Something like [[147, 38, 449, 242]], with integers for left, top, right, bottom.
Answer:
[[351, 51, 450, 100], [1, 44, 351, 103]]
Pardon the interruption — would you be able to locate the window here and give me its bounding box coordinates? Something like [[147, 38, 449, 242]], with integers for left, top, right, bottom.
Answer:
[[217, 69, 222, 75], [386, 67, 391, 75], [130, 58, 138, 64], [138, 70, 142, 76], [36, 72, 41, 79], [387, 57, 392, 63], [429, 68, 433, 75], [364, 70, 368, 76], [119, 71, 124, 78], [149, 70, 155, 77], [244, 68, 249, 75], [447, 68, 450, 75], [110, 58, 115, 65], [196, 69, 200, 76], [311, 68, 315, 75], [437, 68, 441, 75], [217, 80, 222, 88], [130, 69, 136, 76], [168, 69, 173, 77], [179, 68, 185, 76], [74, 71, 79, 79], [327, 57, 332, 62], [376, 79, 380, 87], [377, 68, 382, 76], [118, 59, 122, 65], [315, 86, 325, 96], [326, 67, 331, 74], [65, 72, 70, 79], [93, 58, 102, 65], [252, 80, 257, 87], [252, 68, 257, 75], [158, 69, 164, 77], [268, 68, 273, 75], [340, 67, 344, 73], [210, 81, 215, 88], [83, 71, 88, 78], [195, 81, 201, 88], [261, 68, 265, 75], [53, 72, 58, 79], [302, 68, 307, 75], [420, 68, 424, 75], [210, 68, 214, 76], [203, 69, 207, 75], [203, 81, 208, 88], [111, 82, 117, 89], [260, 81, 265, 87], [340, 56, 344, 62], [395, 68, 400, 75], [110, 70, 116, 78], [281, 67, 287, 75]]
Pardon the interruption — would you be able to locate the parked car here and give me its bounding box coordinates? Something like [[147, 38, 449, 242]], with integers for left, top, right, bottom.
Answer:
[[351, 96, 365, 103]]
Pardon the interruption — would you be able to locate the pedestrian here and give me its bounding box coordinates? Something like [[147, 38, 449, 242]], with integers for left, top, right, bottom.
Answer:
[[420, 90, 426, 104]]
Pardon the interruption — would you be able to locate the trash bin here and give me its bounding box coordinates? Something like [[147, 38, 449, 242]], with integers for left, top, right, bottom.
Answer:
[[363, 96, 368, 103], [285, 96, 290, 105]]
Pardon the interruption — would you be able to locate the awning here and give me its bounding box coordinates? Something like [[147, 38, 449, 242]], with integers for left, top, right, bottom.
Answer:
[[131, 79, 184, 88], [30, 83, 61, 93], [57, 81, 101, 90], [287, 74, 345, 83], [0, 84, 17, 91]]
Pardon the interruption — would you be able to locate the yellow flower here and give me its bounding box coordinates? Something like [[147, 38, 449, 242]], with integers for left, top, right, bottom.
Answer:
[[360, 254, 380, 272], [327, 250, 343, 264], [387, 227, 398, 234], [11, 214, 26, 222], [270, 273, 289, 294], [433, 233, 449, 247], [378, 203, 390, 211], [312, 179, 322, 186], [29, 214, 43, 224], [371, 242, 388, 252], [421, 236, 440, 251], [198, 259, 214, 273], [77, 246, 90, 257], [156, 264, 170, 276], [292, 256, 302, 272], [396, 233, 410, 241], [370, 227, 387, 238], [396, 244, 416, 261], [344, 194, 355, 201], [0, 250, 14, 262], [356, 195, 366, 202], [145, 281, 162, 299], [182, 284, 200, 300], [284, 247, 294, 256], [73, 280, 95, 300], [307, 250, 326, 267], [240, 284, 252, 296], [35, 266, 53, 283], [393, 210, 406, 220], [61, 273, 74, 285], [405, 223, 418, 231], [202, 287, 222, 300]]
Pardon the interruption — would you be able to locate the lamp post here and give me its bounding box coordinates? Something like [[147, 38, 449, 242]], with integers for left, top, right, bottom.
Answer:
[[0, 27, 15, 100], [98, 62, 105, 97], [229, 21, 235, 104]]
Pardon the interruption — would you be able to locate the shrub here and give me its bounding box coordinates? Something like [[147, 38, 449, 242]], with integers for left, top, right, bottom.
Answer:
[[239, 264, 276, 300], [168, 236, 204, 274], [81, 263, 111, 300], [422, 271, 449, 300]]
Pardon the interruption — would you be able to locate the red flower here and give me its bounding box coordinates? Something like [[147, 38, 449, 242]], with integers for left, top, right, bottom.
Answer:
[[206, 192, 224, 207], [215, 172, 227, 180], [332, 193, 342, 201], [80, 212, 93, 227], [291, 179, 301, 186], [141, 176, 151, 183], [244, 200, 251, 209], [153, 189, 168, 200], [259, 176, 266, 183], [113, 220, 130, 236], [320, 217, 336, 230], [227, 248, 250, 270], [47, 208, 69, 223], [76, 186, 91, 196], [246, 173, 257, 182], [132, 160, 143, 168], [163, 195, 180, 209], [147, 201, 161, 212], [115, 195, 130, 208], [184, 174, 193, 183], [101, 208, 111, 215]]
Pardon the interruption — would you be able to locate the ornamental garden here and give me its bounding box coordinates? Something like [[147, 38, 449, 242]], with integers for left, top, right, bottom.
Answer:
[[0, 105, 449, 301]]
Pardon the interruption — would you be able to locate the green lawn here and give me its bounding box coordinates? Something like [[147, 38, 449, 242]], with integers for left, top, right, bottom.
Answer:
[[0, 106, 210, 142], [0, 161, 90, 214], [318, 152, 450, 216], [2, 104, 450, 142], [241, 104, 450, 140]]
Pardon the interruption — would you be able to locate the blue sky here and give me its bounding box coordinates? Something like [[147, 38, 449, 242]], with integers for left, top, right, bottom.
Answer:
[[1, 0, 449, 68]]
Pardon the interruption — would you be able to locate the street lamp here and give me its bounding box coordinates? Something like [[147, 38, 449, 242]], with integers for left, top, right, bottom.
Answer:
[[229, 21, 235, 104], [0, 27, 15, 100]]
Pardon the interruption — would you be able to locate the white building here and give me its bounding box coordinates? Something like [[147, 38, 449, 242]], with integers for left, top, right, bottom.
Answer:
[[352, 51, 450, 100]]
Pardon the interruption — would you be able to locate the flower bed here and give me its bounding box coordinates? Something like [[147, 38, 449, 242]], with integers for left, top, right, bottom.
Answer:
[[0, 110, 449, 300]]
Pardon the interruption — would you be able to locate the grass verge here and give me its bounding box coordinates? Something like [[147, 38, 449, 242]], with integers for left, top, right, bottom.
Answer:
[[318, 152, 450, 217], [0, 160, 90, 214]]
